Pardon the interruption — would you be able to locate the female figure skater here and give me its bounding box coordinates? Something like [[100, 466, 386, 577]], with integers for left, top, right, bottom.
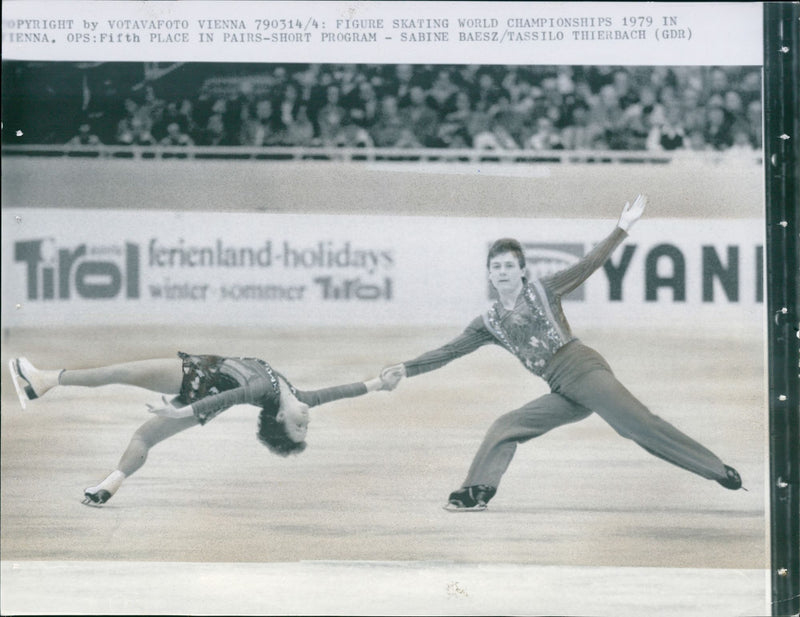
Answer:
[[383, 194, 744, 511], [9, 352, 403, 506]]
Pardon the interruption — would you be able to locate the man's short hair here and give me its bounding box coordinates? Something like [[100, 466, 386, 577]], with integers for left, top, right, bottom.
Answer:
[[487, 238, 526, 269]]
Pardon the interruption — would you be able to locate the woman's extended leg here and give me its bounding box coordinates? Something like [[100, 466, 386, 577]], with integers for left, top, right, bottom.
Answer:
[[11, 357, 183, 401], [61, 359, 183, 393], [83, 415, 199, 506]]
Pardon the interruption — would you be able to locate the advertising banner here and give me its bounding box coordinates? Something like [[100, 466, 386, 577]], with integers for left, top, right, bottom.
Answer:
[[3, 209, 764, 330]]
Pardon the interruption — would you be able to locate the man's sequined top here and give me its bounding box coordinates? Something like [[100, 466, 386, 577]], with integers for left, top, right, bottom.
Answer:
[[403, 226, 627, 378]]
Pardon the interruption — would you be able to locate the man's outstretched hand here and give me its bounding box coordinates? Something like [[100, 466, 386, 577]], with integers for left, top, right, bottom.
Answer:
[[618, 194, 648, 232]]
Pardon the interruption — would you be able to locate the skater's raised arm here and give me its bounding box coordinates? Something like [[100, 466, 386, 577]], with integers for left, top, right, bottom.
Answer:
[[545, 194, 647, 296]]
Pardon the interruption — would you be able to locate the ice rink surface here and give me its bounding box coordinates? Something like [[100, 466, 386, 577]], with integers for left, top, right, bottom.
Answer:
[[1, 324, 768, 615]]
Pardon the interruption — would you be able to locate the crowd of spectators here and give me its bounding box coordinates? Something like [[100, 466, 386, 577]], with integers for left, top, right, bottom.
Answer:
[[7, 63, 763, 155]]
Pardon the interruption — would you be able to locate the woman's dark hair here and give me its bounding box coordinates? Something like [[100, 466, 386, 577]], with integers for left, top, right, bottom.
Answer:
[[256, 397, 307, 457], [487, 238, 526, 269]]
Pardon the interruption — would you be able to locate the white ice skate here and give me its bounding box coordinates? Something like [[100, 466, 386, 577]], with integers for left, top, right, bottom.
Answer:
[[8, 357, 38, 410]]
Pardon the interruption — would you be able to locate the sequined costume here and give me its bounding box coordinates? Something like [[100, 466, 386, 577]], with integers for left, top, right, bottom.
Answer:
[[176, 353, 368, 425], [402, 225, 732, 492]]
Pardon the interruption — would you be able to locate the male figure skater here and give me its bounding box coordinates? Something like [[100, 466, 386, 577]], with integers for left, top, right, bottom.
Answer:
[[384, 194, 743, 511]]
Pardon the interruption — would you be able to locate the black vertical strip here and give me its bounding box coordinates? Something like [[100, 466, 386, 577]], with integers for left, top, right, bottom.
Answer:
[[764, 3, 800, 616]]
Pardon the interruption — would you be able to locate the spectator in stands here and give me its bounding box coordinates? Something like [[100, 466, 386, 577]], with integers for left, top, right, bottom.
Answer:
[[141, 85, 165, 132], [723, 91, 745, 135], [631, 85, 661, 125], [154, 101, 184, 142], [560, 102, 602, 150], [271, 66, 289, 88], [371, 95, 409, 147], [646, 104, 687, 151], [400, 85, 440, 147], [117, 115, 156, 146], [178, 99, 198, 140], [211, 97, 243, 146], [648, 66, 679, 96], [524, 116, 564, 151], [277, 82, 301, 131], [160, 122, 194, 147], [67, 122, 103, 146], [473, 70, 503, 113], [335, 64, 364, 112], [337, 114, 375, 149], [441, 90, 474, 137], [705, 104, 734, 151], [616, 105, 650, 151], [673, 67, 703, 94], [240, 99, 284, 146], [199, 112, 235, 146], [316, 85, 348, 147], [707, 67, 729, 98], [472, 114, 520, 151], [435, 123, 472, 150], [554, 66, 577, 97], [585, 65, 616, 94], [463, 106, 494, 148], [347, 81, 381, 131], [393, 127, 424, 149], [738, 70, 762, 108], [450, 63, 477, 84], [386, 63, 418, 106], [294, 64, 320, 110], [238, 101, 259, 146], [503, 72, 536, 119], [680, 88, 706, 135], [115, 98, 154, 145], [541, 79, 567, 129], [428, 68, 460, 117], [488, 93, 527, 147], [590, 84, 625, 149], [746, 100, 762, 149], [658, 84, 681, 114], [283, 106, 316, 147], [8, 62, 764, 157], [612, 70, 639, 110]]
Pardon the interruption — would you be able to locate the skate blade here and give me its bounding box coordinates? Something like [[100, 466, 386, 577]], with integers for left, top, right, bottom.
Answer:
[[82, 489, 112, 507], [443, 502, 487, 513], [8, 359, 28, 410]]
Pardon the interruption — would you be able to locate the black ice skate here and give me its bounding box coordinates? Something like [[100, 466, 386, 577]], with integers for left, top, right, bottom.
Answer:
[[82, 488, 113, 507], [443, 485, 496, 512], [717, 465, 745, 490]]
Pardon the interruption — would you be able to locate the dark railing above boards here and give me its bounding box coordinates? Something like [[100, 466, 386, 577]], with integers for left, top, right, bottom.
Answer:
[[0, 144, 763, 166]]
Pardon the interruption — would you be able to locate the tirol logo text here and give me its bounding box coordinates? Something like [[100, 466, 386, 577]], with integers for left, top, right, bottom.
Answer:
[[15, 239, 140, 300]]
